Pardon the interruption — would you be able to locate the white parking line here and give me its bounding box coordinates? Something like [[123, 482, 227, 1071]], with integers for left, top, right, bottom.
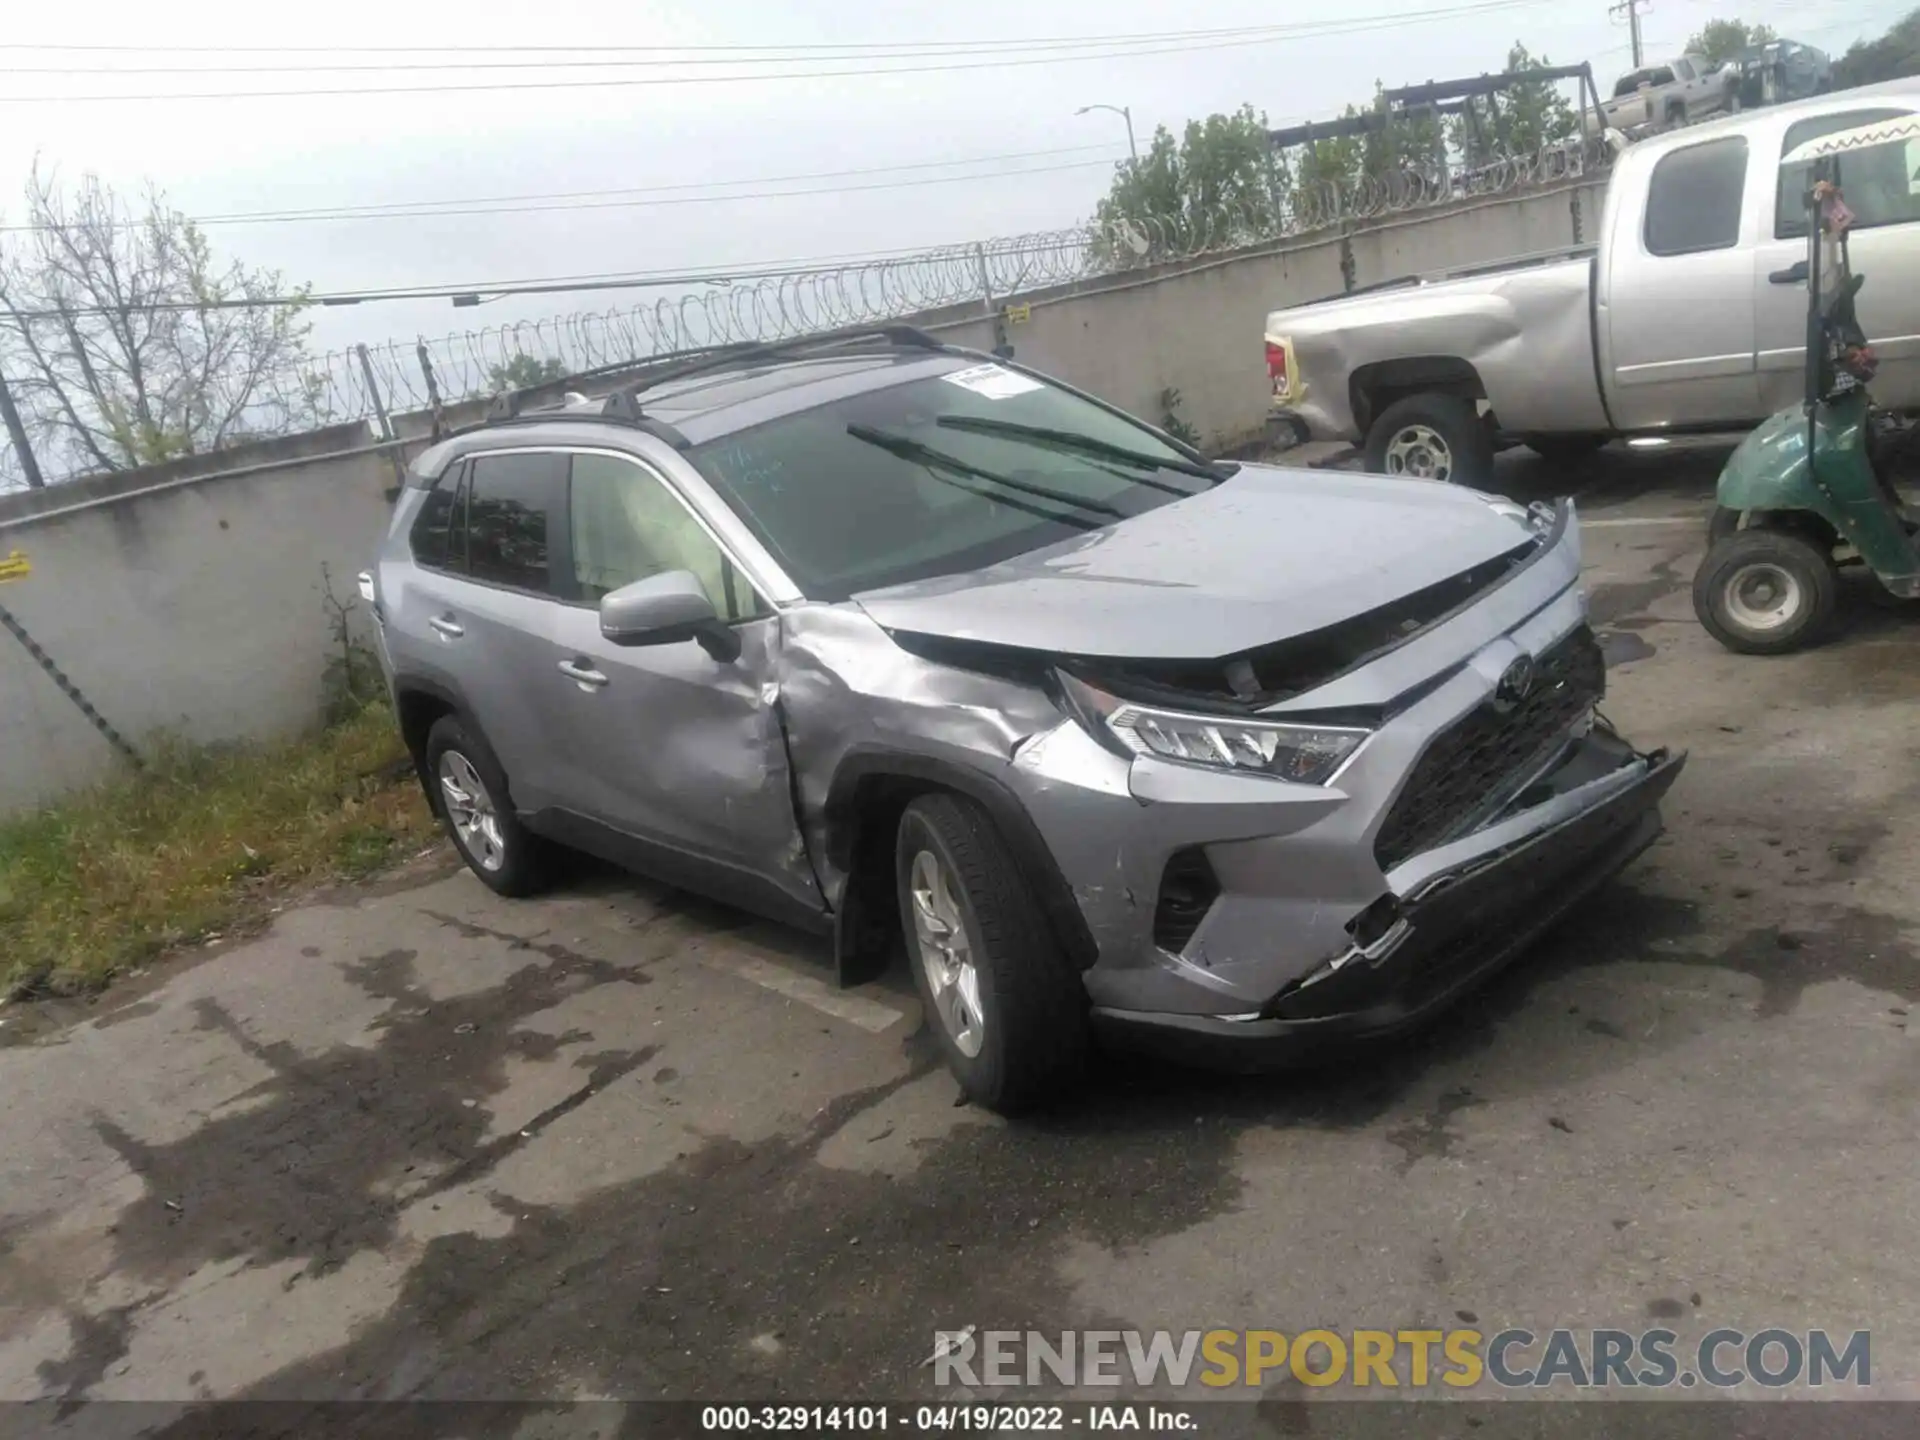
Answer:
[[1582, 516, 1704, 528], [707, 953, 912, 1034]]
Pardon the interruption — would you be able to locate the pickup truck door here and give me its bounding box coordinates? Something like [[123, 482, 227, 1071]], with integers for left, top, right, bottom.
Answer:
[[1605, 134, 1764, 430], [1753, 104, 1920, 416]]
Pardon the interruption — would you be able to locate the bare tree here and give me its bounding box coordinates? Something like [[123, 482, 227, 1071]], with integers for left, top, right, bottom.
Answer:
[[0, 165, 320, 485]]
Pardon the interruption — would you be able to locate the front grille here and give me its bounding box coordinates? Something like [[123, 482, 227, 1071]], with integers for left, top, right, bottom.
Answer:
[[1373, 627, 1606, 872]]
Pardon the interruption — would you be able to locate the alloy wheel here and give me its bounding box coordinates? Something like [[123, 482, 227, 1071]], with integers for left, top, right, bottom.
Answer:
[[908, 849, 986, 1058], [438, 750, 506, 872]]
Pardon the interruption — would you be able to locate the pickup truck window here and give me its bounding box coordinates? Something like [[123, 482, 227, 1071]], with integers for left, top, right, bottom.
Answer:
[[1645, 137, 1749, 257], [1776, 108, 1920, 238], [1673, 59, 1696, 82]]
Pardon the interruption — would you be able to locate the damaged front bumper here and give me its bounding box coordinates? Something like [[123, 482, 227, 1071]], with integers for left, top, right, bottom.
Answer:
[[1086, 740, 1685, 1068]]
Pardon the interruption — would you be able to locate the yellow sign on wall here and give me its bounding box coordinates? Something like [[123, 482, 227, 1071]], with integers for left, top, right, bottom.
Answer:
[[0, 550, 30, 584]]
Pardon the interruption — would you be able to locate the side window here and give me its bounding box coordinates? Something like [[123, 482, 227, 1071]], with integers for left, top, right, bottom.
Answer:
[[408, 462, 464, 570], [1673, 60, 1694, 82], [1645, 137, 1749, 257], [465, 452, 565, 594], [1777, 109, 1920, 238], [568, 453, 766, 622]]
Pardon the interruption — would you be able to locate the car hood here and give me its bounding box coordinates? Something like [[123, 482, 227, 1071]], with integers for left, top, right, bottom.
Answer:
[[851, 463, 1539, 660]]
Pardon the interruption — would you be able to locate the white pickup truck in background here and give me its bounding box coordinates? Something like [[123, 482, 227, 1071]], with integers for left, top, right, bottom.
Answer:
[[1265, 81, 1920, 484]]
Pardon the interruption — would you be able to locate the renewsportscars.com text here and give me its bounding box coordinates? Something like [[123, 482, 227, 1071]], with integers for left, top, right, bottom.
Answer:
[[931, 1327, 1872, 1391]]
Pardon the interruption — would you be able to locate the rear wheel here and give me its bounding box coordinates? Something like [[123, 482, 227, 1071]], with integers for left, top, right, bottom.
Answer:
[[895, 793, 1087, 1114], [1364, 394, 1494, 486], [1693, 528, 1838, 655]]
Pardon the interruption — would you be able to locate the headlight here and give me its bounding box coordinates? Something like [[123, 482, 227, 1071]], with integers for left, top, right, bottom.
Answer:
[[1106, 706, 1369, 784], [1055, 670, 1369, 785]]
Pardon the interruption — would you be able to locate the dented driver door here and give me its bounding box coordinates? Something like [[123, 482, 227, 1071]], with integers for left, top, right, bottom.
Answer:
[[541, 451, 824, 923]]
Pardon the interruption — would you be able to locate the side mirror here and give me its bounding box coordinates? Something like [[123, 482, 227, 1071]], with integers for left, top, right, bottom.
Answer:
[[598, 571, 740, 661]]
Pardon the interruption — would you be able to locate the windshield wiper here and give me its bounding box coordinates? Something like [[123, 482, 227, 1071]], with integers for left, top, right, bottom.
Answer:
[[933, 415, 1235, 488], [845, 424, 1111, 529]]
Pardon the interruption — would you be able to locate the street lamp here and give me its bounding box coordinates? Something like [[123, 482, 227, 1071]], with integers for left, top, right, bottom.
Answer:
[[1076, 103, 1139, 170]]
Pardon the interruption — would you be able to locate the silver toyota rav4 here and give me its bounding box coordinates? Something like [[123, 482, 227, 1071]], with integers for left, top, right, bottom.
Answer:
[[370, 327, 1684, 1113]]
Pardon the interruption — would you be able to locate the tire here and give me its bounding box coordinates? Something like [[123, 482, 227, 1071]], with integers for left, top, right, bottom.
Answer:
[[424, 714, 553, 896], [895, 793, 1087, 1114], [1364, 394, 1494, 486], [1692, 528, 1838, 655], [1707, 506, 1744, 546], [1525, 433, 1609, 463]]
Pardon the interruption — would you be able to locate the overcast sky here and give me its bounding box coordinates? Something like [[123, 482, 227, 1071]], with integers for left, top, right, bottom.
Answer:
[[1, 0, 1909, 369]]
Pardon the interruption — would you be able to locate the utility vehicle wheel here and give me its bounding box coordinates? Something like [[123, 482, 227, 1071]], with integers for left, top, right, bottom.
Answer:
[[1693, 528, 1838, 655], [1364, 394, 1494, 486], [895, 793, 1087, 1114], [1707, 506, 1744, 545], [425, 715, 553, 896]]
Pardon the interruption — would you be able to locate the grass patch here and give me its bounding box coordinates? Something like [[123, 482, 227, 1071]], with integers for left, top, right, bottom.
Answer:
[[0, 701, 440, 1000]]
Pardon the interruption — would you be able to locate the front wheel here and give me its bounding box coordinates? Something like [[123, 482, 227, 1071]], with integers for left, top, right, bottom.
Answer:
[[895, 793, 1087, 1114], [1692, 528, 1838, 655], [1364, 394, 1494, 486]]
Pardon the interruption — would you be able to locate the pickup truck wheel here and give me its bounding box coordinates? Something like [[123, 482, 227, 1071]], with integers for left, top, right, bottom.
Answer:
[[1693, 529, 1838, 655], [896, 793, 1087, 1114], [1365, 395, 1493, 485]]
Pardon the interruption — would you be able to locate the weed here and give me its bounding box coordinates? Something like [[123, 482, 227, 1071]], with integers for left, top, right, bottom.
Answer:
[[0, 700, 438, 1000]]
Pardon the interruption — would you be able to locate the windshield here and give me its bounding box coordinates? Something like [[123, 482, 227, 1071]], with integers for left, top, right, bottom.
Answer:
[[685, 363, 1216, 601]]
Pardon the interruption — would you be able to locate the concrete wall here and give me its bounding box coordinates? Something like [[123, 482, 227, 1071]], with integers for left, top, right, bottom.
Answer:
[[0, 173, 1603, 816], [0, 439, 410, 813]]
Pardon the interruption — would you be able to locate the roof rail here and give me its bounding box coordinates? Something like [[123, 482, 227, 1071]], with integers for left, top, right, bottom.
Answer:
[[622, 323, 950, 400], [453, 324, 950, 445]]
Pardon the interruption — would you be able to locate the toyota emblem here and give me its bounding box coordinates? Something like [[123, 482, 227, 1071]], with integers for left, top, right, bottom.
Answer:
[[1494, 655, 1537, 710]]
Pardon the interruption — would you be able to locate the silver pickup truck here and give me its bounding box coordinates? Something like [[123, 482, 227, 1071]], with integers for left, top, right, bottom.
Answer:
[[1266, 81, 1920, 483], [1589, 55, 1742, 135]]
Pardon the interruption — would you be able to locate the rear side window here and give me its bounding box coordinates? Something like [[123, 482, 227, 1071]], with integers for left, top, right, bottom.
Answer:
[[1645, 137, 1748, 256], [465, 452, 565, 593], [409, 462, 465, 570], [1776, 108, 1920, 237]]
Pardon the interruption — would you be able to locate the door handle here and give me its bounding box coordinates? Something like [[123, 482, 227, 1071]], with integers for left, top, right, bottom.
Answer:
[[558, 659, 609, 689], [1770, 261, 1810, 285], [428, 615, 465, 638]]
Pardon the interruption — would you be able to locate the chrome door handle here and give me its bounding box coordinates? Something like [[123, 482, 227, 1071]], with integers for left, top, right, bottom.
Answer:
[[558, 659, 609, 689], [428, 615, 464, 638]]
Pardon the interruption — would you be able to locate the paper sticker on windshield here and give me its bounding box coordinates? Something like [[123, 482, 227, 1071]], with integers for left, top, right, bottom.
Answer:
[[942, 364, 1043, 400]]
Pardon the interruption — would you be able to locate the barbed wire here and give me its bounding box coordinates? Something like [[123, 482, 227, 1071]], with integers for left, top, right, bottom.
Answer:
[[14, 134, 1616, 480]]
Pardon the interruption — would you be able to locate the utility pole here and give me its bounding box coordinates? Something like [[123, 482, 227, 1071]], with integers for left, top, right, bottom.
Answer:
[[1610, 0, 1650, 69], [1077, 104, 1140, 172]]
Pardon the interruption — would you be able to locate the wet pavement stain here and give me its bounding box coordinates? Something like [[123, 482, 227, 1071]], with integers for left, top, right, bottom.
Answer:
[[1587, 560, 1682, 628], [1598, 630, 1657, 667], [83, 938, 659, 1367], [1384, 1088, 1482, 1173]]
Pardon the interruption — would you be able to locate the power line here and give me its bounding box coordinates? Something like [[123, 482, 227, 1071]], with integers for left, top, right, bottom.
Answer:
[[0, 1, 1554, 101], [0, 15, 1521, 57], [0, 145, 1126, 233], [7, 29, 1314, 73]]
